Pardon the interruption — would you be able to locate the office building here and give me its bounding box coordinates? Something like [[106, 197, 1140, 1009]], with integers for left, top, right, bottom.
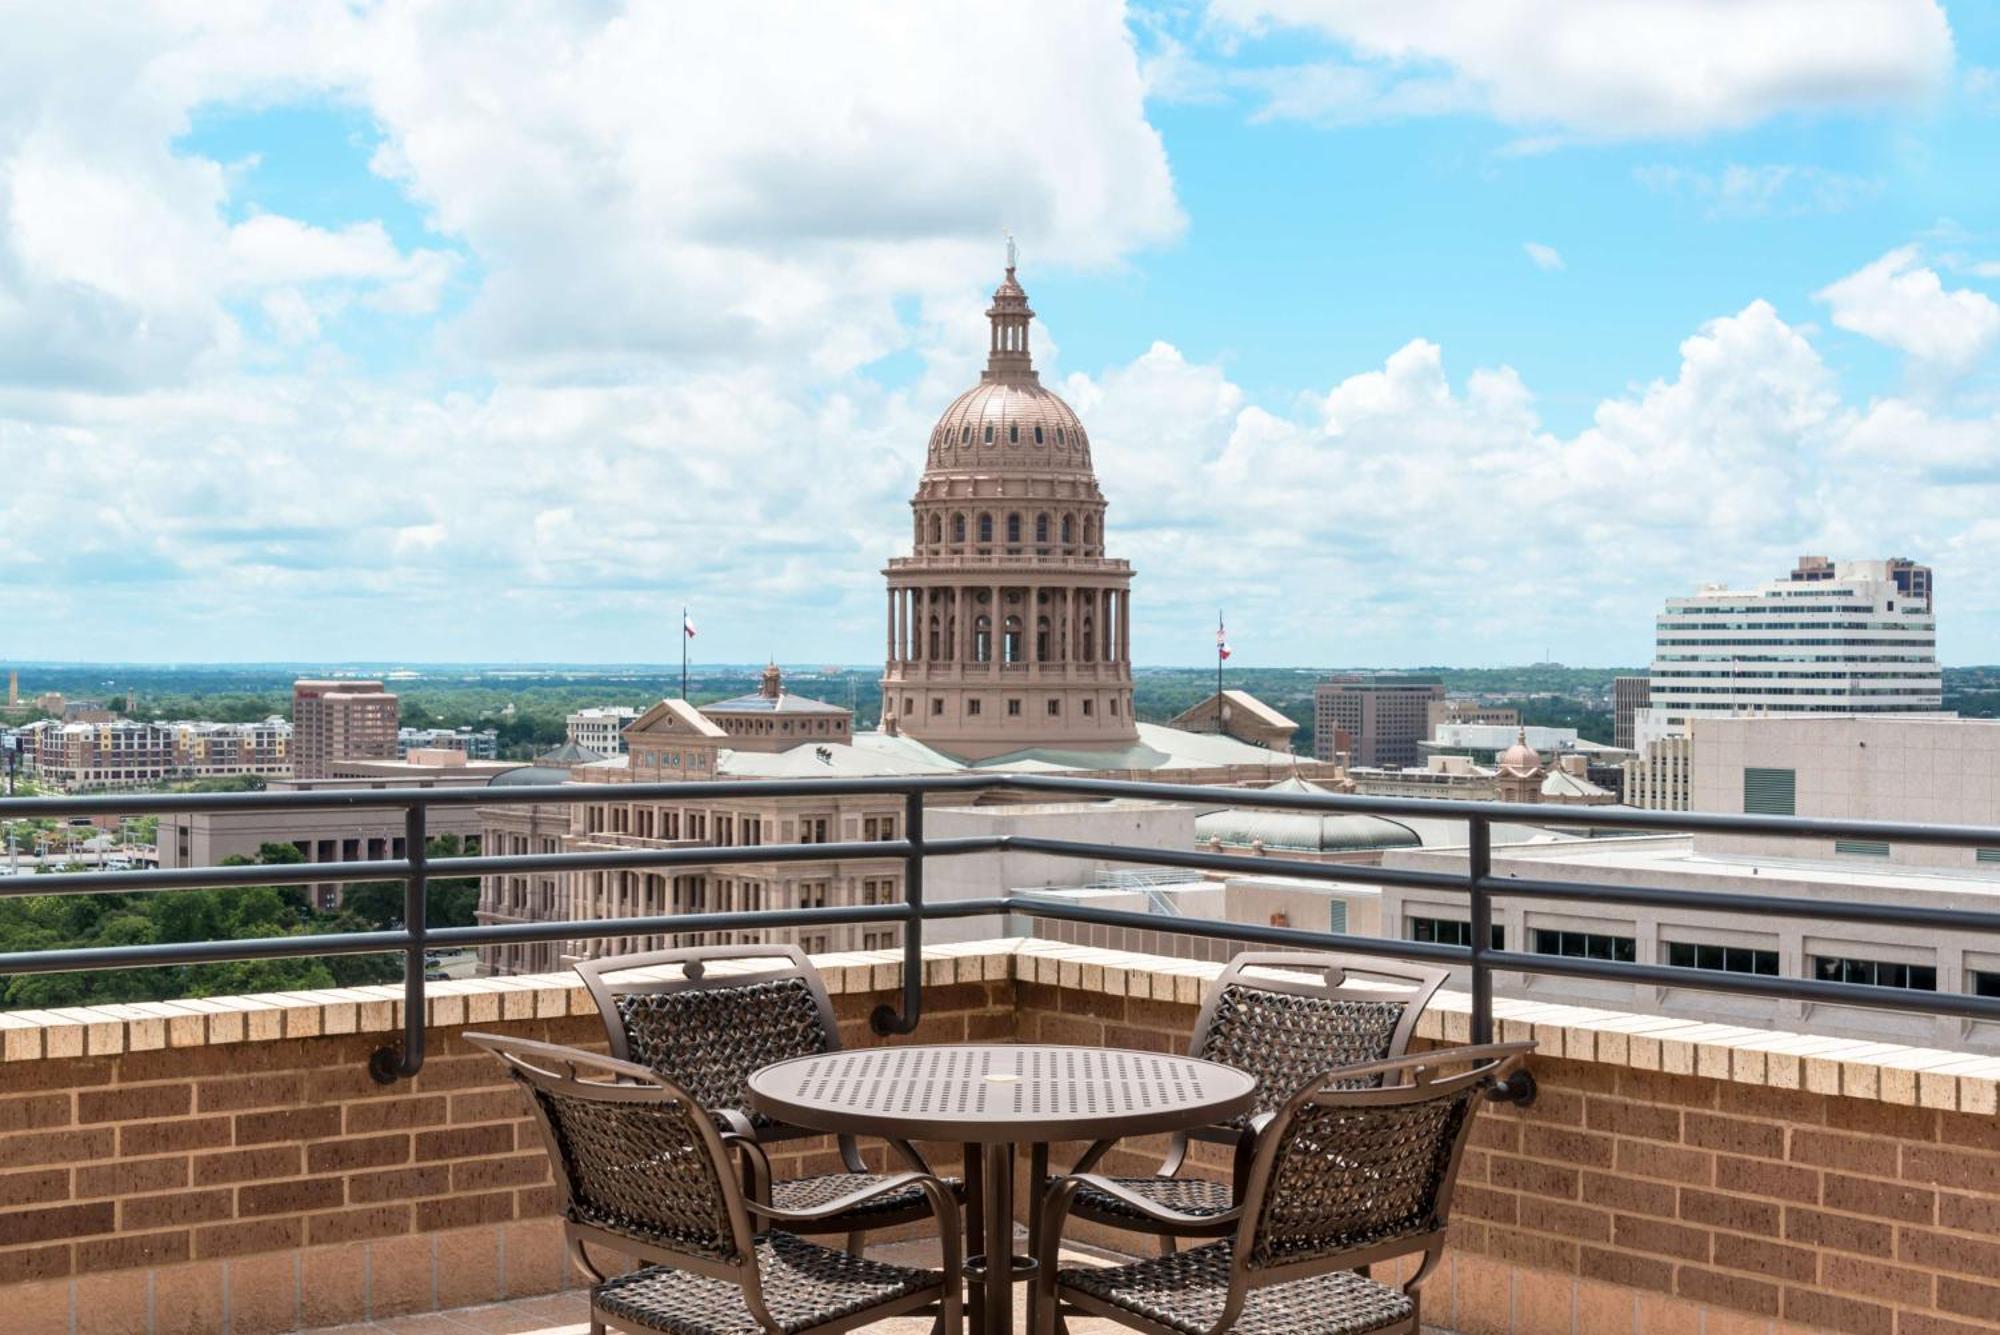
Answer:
[[565, 706, 639, 755], [1313, 676, 1445, 767], [1624, 735, 1693, 811], [1612, 675, 1649, 751], [292, 680, 399, 779], [1635, 556, 1940, 746], [397, 727, 499, 760], [1426, 698, 1519, 733]]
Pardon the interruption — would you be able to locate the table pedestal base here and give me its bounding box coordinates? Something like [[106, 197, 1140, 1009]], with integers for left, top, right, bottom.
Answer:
[[966, 1141, 1040, 1335]]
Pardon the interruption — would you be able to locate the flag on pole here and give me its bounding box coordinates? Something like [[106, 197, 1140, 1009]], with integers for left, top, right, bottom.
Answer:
[[683, 612, 698, 639], [1216, 621, 1231, 660]]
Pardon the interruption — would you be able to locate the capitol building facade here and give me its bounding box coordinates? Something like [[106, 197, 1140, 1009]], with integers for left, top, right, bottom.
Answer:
[[475, 262, 1337, 975]]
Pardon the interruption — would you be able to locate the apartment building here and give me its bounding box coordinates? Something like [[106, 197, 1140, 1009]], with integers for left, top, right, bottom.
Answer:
[[292, 680, 399, 779], [21, 718, 292, 791], [1313, 675, 1445, 767], [1635, 555, 1940, 746], [1624, 734, 1693, 811], [397, 727, 499, 760]]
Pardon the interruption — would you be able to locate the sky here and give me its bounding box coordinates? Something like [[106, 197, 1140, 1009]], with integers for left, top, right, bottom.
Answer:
[[2, 1, 1998, 669]]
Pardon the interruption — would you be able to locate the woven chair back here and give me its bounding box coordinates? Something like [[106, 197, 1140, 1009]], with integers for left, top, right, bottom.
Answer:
[[468, 1034, 751, 1267], [1190, 952, 1449, 1126], [576, 944, 839, 1123], [1238, 1043, 1531, 1272]]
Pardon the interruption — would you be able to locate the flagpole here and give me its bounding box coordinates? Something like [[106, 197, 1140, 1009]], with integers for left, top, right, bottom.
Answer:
[[1216, 608, 1224, 729], [681, 606, 689, 701]]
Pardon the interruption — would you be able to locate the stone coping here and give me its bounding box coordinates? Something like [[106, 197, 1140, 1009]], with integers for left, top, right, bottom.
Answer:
[[4, 937, 1997, 1115]]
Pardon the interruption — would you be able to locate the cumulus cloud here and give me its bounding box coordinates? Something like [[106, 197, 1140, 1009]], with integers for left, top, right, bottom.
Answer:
[[1814, 245, 2000, 373], [1209, 0, 1953, 138], [1523, 242, 1564, 271]]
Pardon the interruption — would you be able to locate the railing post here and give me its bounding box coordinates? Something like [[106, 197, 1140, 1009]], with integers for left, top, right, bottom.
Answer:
[[872, 788, 926, 1037], [1470, 814, 1534, 1105], [370, 802, 429, 1084]]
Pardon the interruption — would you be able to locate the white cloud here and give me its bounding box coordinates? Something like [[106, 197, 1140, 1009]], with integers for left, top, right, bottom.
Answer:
[[1633, 163, 1884, 218], [1814, 245, 2000, 373], [1523, 242, 1564, 272], [1210, 0, 1953, 138]]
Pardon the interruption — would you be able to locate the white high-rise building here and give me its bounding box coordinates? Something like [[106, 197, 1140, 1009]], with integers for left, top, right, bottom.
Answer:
[[1634, 555, 1940, 746], [565, 706, 639, 756]]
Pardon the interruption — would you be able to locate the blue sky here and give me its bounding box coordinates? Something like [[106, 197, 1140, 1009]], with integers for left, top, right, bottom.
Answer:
[[2, 1, 1998, 668]]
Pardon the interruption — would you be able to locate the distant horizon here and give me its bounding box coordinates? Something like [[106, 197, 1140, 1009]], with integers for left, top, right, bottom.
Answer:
[[8, 659, 1999, 674]]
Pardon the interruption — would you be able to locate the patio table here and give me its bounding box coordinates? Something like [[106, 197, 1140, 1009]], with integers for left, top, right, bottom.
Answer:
[[748, 1042, 1258, 1335]]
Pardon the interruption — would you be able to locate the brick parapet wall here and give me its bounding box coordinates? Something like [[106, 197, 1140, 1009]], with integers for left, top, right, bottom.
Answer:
[[4, 939, 2000, 1333]]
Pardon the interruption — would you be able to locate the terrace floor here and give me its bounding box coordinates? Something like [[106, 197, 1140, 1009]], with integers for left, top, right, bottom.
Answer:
[[292, 1237, 1455, 1334]]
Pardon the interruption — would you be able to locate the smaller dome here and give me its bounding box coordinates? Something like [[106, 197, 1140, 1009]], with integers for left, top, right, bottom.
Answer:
[[1497, 728, 1542, 775]]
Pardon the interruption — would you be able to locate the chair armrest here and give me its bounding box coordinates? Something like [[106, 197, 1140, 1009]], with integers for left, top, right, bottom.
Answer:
[[744, 1171, 945, 1226], [1059, 1173, 1245, 1229], [713, 1109, 772, 1204]]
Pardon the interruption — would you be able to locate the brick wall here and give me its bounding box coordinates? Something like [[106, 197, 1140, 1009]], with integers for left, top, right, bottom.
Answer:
[[6, 942, 2000, 1335]]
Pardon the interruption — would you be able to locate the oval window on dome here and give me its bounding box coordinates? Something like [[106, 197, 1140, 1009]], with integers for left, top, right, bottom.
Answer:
[[1034, 425, 1044, 445], [1057, 428, 1066, 445], [961, 425, 971, 444], [984, 424, 993, 443], [1009, 424, 1019, 443]]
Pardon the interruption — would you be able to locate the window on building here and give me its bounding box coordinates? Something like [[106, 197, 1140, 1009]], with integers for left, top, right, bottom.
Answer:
[[983, 425, 993, 443], [1007, 699, 1022, 717], [1532, 929, 1636, 962], [863, 930, 896, 951], [952, 514, 966, 543], [1046, 699, 1060, 716], [1081, 700, 1092, 716], [1033, 426, 1044, 444], [1812, 956, 1935, 991], [1973, 971, 2000, 997], [1665, 941, 1779, 975], [1035, 513, 1049, 544], [799, 817, 830, 844], [1006, 513, 1021, 544], [1742, 767, 1797, 817], [1834, 840, 1890, 857], [978, 514, 993, 543], [932, 698, 944, 715], [1008, 424, 1019, 443], [968, 699, 982, 716], [1410, 917, 1504, 950]]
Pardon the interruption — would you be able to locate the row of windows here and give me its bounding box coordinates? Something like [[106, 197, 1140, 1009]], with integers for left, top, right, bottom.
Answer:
[[907, 695, 1122, 719], [935, 420, 1079, 448], [1651, 686, 1940, 697], [923, 511, 1100, 548], [1412, 918, 1995, 996]]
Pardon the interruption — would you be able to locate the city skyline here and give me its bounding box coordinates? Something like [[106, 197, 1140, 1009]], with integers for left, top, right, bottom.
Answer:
[[3, 3, 1999, 667]]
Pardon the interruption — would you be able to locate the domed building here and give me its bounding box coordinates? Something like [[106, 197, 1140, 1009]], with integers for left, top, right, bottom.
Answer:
[[882, 256, 1137, 758]]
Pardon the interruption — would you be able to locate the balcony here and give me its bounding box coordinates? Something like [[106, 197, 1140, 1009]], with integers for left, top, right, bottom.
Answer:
[[4, 777, 2000, 1332]]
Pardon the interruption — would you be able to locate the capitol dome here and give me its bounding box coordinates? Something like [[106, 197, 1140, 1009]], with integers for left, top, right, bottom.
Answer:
[[925, 378, 1092, 472], [1497, 728, 1543, 776]]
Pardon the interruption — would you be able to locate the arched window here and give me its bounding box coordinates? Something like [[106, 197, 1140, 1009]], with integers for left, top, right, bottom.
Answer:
[[928, 616, 942, 660], [974, 616, 992, 663], [1034, 425, 1044, 445], [978, 513, 993, 544], [927, 514, 941, 544], [1082, 619, 1096, 661], [952, 513, 966, 544], [1003, 616, 1024, 663], [1035, 513, 1050, 545], [1006, 513, 1021, 544], [1036, 616, 1051, 661], [1084, 516, 1098, 548], [983, 424, 993, 443], [1060, 514, 1073, 545], [1009, 424, 1019, 443], [961, 425, 971, 444], [1057, 427, 1066, 445]]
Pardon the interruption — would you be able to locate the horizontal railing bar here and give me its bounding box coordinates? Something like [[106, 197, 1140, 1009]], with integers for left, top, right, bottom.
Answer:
[[1476, 874, 2000, 934], [0, 857, 411, 897], [1474, 947, 2000, 1024], [10, 770, 2000, 849], [992, 834, 1472, 893], [0, 928, 417, 974], [428, 903, 917, 949], [1002, 894, 1472, 967]]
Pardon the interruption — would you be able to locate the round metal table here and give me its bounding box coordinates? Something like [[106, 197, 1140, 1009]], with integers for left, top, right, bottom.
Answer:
[[749, 1043, 1258, 1334]]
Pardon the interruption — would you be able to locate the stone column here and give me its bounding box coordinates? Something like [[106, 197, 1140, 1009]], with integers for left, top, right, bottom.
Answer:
[[1119, 587, 1131, 665], [1027, 585, 1039, 665]]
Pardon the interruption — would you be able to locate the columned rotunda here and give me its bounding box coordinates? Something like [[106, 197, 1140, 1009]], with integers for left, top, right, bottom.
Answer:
[[882, 260, 1138, 759]]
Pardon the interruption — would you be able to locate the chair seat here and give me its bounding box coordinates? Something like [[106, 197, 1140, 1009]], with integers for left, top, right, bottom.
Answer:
[[772, 1172, 963, 1222], [1062, 1241, 1414, 1335], [593, 1231, 941, 1335], [1065, 1174, 1236, 1225]]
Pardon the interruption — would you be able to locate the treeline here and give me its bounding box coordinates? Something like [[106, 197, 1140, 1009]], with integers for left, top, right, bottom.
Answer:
[[0, 838, 480, 1011]]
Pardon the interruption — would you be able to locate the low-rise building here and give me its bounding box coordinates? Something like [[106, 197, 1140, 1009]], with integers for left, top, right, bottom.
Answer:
[[22, 718, 294, 791], [566, 707, 640, 756], [1164, 690, 1298, 751], [1624, 734, 1693, 811], [397, 727, 499, 760], [1426, 698, 1520, 732]]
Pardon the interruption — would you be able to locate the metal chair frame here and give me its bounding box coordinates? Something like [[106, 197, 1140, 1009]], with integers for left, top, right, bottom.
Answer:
[[470, 1033, 963, 1335], [1036, 951, 1450, 1252], [575, 943, 944, 1239], [1035, 1043, 1533, 1335]]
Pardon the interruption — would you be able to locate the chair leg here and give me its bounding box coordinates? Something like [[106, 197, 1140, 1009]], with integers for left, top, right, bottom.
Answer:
[[845, 1230, 865, 1257], [1160, 1235, 1178, 1256]]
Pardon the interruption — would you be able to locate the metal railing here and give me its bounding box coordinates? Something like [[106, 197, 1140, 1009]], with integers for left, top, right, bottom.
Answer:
[[6, 773, 2000, 1102]]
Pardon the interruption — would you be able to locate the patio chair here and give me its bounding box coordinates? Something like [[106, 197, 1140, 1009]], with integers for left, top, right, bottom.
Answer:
[[575, 943, 956, 1250], [1035, 1043, 1532, 1335], [469, 1033, 962, 1335], [1036, 951, 1448, 1253]]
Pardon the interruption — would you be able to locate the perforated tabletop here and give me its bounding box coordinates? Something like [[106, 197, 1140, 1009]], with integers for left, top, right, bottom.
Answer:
[[747, 1043, 1258, 1143]]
